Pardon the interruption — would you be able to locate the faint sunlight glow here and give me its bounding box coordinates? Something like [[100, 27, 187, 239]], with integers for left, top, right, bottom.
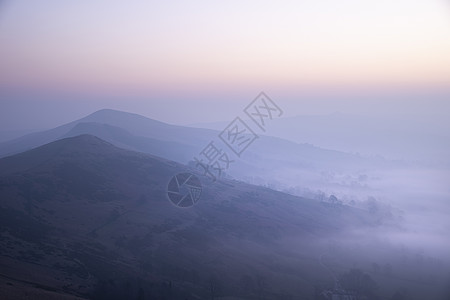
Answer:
[[0, 0, 449, 95]]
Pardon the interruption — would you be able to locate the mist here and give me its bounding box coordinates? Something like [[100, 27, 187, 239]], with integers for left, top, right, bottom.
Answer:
[[1, 1, 450, 299]]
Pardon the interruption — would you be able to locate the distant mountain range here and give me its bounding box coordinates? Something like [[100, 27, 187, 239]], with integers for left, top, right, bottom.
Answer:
[[0, 134, 382, 299], [0, 109, 216, 161], [192, 112, 450, 164], [0, 109, 395, 198], [0, 109, 366, 166]]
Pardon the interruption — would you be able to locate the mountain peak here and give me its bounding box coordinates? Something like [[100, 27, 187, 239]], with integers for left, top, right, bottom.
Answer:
[[0, 135, 121, 176], [56, 133, 111, 145], [88, 108, 139, 117], [84, 109, 165, 126], [30, 134, 123, 157]]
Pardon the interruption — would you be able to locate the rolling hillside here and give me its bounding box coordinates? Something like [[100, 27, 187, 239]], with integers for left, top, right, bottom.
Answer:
[[0, 135, 385, 299]]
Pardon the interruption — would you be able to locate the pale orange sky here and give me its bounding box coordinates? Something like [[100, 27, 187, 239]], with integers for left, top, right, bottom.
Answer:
[[0, 0, 450, 128]]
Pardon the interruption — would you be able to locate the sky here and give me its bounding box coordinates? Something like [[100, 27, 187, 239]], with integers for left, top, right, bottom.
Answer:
[[1, 0, 450, 130]]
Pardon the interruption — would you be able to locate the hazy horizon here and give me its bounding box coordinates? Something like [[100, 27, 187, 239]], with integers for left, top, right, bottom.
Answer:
[[1, 88, 450, 132], [1, 0, 450, 131]]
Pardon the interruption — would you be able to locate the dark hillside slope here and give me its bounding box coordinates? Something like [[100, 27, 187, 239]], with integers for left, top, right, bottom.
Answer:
[[0, 135, 380, 299]]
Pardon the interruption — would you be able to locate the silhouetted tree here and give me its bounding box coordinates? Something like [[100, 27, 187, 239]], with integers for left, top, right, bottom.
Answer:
[[328, 195, 338, 204]]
